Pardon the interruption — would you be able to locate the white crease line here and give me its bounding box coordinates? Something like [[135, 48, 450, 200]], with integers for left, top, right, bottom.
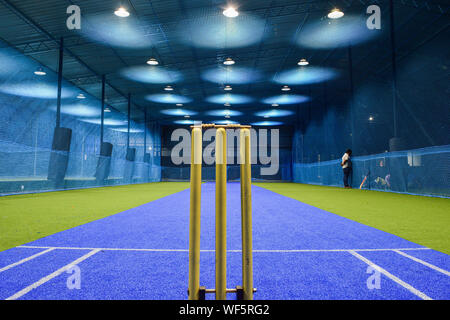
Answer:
[[251, 248, 431, 253], [349, 250, 432, 300], [393, 250, 450, 277], [6, 249, 100, 301], [17, 245, 430, 253], [0, 248, 55, 273]]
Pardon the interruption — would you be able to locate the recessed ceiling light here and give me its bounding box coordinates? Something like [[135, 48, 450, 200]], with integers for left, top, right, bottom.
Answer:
[[369, 116, 374, 121], [104, 108, 111, 113], [272, 103, 279, 107], [114, 7, 130, 17], [281, 85, 291, 91], [223, 7, 239, 18], [264, 115, 270, 118], [146, 58, 158, 65], [224, 85, 232, 91], [223, 58, 235, 65], [34, 67, 46, 76], [176, 103, 183, 107], [77, 93, 86, 99], [184, 115, 190, 118], [225, 115, 231, 119], [298, 58, 309, 66], [224, 103, 231, 107], [164, 85, 174, 91], [328, 8, 344, 19]]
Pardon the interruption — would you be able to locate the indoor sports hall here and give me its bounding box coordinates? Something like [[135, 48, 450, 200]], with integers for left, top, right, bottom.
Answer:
[[0, 0, 449, 301]]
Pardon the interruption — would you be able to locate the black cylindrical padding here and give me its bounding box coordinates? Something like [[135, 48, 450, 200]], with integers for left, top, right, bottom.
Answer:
[[95, 142, 113, 181], [51, 127, 72, 151], [100, 142, 113, 157], [48, 127, 72, 183], [389, 137, 405, 152], [126, 148, 136, 162]]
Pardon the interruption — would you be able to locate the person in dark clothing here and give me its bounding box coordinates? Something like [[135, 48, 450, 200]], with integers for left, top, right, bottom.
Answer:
[[341, 149, 352, 188]]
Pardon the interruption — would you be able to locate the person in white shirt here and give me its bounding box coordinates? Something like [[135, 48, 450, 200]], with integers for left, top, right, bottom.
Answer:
[[341, 149, 352, 188]]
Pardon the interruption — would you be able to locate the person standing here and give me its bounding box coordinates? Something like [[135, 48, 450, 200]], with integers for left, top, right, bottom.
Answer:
[[341, 149, 352, 188]]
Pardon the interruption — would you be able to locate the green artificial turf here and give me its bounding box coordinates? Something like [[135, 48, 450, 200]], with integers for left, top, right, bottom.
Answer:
[[255, 183, 450, 254], [0, 182, 189, 252]]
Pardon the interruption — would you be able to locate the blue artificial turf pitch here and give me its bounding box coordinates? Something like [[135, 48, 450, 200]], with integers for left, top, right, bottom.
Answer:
[[0, 183, 448, 300]]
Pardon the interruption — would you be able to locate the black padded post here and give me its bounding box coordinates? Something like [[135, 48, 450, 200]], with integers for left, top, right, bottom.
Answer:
[[126, 148, 136, 162], [95, 142, 113, 182], [389, 137, 405, 152], [123, 147, 136, 182], [47, 127, 72, 186], [100, 142, 113, 157]]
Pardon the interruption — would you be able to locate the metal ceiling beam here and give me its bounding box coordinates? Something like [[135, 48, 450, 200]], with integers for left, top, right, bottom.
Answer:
[[271, 13, 310, 88], [0, 0, 145, 114], [375, 15, 449, 75], [246, 0, 280, 95], [399, 0, 449, 14], [69, 0, 151, 99], [177, 0, 207, 98]]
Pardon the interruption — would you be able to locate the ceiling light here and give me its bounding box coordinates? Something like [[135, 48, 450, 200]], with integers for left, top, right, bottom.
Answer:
[[176, 103, 183, 107], [224, 85, 232, 91], [223, 7, 239, 18], [114, 7, 130, 17], [264, 115, 270, 118], [77, 93, 86, 99], [281, 85, 291, 91], [146, 58, 158, 65], [184, 115, 190, 118], [164, 85, 174, 91], [104, 108, 111, 113], [224, 103, 231, 107], [223, 58, 235, 65], [328, 8, 344, 19], [34, 67, 46, 76], [298, 58, 309, 66], [369, 116, 374, 121], [225, 115, 231, 119], [272, 103, 279, 107]]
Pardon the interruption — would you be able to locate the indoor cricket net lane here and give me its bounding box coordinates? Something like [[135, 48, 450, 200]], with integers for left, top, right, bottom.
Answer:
[[0, 184, 449, 300]]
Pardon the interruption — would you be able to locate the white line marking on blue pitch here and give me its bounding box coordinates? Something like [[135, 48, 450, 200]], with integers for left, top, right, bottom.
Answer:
[[5, 246, 441, 300], [5, 249, 100, 301], [393, 250, 450, 277], [349, 250, 433, 300], [17, 245, 431, 253], [0, 248, 55, 273]]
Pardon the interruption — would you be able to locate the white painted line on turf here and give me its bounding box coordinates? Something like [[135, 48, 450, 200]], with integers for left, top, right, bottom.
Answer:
[[0, 248, 55, 273], [349, 250, 433, 300], [393, 250, 450, 277], [16, 245, 431, 253], [5, 249, 100, 300], [250, 248, 431, 253]]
